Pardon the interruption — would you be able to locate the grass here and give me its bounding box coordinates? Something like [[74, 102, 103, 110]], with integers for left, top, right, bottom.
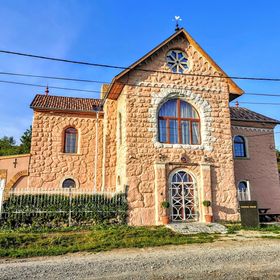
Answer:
[[225, 223, 280, 234], [0, 225, 217, 258]]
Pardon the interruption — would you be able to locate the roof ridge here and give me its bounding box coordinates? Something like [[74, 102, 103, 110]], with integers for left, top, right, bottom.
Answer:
[[34, 93, 101, 100], [30, 94, 103, 113]]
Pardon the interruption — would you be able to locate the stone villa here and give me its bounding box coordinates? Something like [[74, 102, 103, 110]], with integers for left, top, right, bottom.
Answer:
[[0, 28, 280, 225]]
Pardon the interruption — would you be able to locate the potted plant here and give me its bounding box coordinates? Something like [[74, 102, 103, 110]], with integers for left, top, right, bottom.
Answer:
[[161, 201, 170, 225], [202, 200, 213, 223]]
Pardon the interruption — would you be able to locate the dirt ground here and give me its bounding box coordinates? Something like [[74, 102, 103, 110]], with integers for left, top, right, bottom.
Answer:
[[1, 238, 280, 280]]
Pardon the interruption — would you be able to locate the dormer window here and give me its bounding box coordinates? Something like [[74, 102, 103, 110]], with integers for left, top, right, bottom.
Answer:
[[166, 50, 189, 73]]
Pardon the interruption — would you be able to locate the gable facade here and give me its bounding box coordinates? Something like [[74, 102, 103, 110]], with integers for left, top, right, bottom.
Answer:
[[1, 28, 279, 225]]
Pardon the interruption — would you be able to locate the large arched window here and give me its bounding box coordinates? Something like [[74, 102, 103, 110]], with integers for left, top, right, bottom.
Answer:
[[64, 127, 78, 153], [237, 181, 250, 201], [158, 99, 200, 144], [234, 135, 247, 158]]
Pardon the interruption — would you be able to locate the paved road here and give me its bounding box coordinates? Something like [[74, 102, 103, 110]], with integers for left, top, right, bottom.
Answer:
[[1, 239, 280, 279]]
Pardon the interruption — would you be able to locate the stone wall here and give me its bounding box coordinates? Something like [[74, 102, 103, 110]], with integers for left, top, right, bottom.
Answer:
[[232, 123, 280, 213], [115, 92, 127, 192], [29, 111, 103, 190], [119, 35, 239, 225], [101, 99, 117, 191]]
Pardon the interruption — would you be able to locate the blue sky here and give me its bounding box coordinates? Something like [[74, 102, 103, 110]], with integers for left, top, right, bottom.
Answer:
[[0, 0, 279, 148]]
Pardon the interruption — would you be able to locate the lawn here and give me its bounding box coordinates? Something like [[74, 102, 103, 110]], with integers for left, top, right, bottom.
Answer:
[[226, 223, 280, 234], [0, 226, 216, 258]]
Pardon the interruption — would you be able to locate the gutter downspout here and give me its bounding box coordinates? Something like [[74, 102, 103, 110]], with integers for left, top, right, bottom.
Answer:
[[94, 111, 99, 193]]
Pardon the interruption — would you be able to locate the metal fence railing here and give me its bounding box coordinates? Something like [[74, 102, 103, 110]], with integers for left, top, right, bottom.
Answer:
[[0, 187, 127, 227]]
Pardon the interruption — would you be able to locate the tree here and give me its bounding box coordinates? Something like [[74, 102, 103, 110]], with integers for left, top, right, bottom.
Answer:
[[0, 126, 32, 156], [19, 126, 32, 154], [0, 136, 19, 156]]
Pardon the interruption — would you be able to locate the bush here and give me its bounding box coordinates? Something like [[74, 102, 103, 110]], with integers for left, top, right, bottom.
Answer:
[[0, 193, 128, 229]]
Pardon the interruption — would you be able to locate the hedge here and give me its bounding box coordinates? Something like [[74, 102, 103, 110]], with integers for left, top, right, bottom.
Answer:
[[0, 193, 128, 228]]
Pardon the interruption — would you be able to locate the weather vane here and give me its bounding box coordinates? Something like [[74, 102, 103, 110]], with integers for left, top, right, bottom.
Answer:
[[174, 16, 182, 31]]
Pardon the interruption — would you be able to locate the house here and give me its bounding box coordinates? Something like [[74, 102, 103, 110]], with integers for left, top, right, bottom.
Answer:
[[0, 28, 279, 225]]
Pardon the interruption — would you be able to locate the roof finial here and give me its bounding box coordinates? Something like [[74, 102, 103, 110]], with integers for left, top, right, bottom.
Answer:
[[174, 16, 182, 32], [45, 85, 49, 96], [235, 101, 239, 108]]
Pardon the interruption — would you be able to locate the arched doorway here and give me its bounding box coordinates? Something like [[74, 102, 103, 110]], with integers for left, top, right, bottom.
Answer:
[[169, 170, 198, 222]]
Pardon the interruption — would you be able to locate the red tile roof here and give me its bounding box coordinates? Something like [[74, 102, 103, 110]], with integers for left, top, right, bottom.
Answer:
[[30, 94, 102, 113], [31, 95, 279, 125], [230, 107, 280, 124]]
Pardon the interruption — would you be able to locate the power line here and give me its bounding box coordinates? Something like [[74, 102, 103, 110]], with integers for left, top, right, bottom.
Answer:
[[0, 71, 107, 84], [1, 49, 280, 82], [2, 77, 280, 107], [239, 102, 280, 106], [0, 80, 101, 93], [1, 71, 280, 98], [2, 78, 280, 106]]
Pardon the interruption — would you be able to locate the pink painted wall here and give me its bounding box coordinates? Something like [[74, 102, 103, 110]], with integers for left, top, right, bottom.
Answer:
[[232, 122, 280, 213], [0, 154, 30, 187]]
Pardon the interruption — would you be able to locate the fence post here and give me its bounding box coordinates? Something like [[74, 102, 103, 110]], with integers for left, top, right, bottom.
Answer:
[[68, 187, 72, 227], [0, 179, 5, 215]]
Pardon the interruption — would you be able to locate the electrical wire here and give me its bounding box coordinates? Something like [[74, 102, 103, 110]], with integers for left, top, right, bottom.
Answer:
[[1, 72, 280, 99], [1, 50, 280, 82]]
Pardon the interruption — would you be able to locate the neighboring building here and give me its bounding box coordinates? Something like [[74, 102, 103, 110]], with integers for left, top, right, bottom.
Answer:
[[1, 28, 279, 225]]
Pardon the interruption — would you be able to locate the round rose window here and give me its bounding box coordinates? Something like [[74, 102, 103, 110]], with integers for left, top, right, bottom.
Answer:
[[166, 50, 189, 73]]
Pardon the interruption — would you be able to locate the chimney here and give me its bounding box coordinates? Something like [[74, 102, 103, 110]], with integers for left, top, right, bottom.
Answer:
[[45, 86, 49, 96]]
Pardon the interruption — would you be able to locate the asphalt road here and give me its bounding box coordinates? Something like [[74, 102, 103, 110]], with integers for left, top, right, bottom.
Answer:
[[1, 239, 280, 280]]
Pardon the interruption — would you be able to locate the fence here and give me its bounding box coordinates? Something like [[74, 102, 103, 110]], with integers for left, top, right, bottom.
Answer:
[[0, 187, 127, 228]]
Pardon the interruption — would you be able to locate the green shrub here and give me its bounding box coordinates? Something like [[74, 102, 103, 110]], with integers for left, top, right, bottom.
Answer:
[[202, 200, 211, 207], [161, 201, 170, 209], [0, 193, 128, 229]]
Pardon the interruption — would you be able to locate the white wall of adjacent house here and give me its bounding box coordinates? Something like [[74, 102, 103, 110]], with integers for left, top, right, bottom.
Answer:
[[0, 179, 5, 214]]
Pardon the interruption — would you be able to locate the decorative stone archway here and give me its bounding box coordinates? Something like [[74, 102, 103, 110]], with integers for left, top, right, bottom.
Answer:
[[148, 88, 214, 151]]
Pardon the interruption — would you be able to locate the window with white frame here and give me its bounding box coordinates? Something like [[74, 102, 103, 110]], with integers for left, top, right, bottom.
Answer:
[[237, 181, 250, 201]]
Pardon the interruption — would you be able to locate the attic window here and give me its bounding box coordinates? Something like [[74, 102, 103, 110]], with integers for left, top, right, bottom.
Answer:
[[166, 50, 189, 73]]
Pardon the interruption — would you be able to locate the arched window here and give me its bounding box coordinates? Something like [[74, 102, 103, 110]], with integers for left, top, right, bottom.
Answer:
[[62, 178, 76, 188], [234, 135, 246, 157], [237, 181, 250, 201], [64, 127, 78, 153], [158, 99, 200, 144]]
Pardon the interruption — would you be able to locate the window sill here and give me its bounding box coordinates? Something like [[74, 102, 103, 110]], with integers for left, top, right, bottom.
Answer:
[[234, 157, 250, 160], [154, 142, 204, 149], [59, 153, 82, 156]]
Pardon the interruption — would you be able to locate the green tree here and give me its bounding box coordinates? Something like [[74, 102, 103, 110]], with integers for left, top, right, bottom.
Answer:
[[19, 126, 32, 154], [0, 126, 32, 156], [0, 136, 19, 156]]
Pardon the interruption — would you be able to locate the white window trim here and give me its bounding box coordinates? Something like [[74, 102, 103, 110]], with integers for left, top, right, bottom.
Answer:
[[237, 180, 251, 201], [148, 88, 214, 152]]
